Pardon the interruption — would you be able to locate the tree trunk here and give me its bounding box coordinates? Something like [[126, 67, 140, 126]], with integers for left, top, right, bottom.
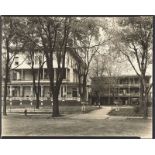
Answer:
[[78, 76, 82, 99], [3, 76, 8, 116], [36, 67, 42, 109], [52, 90, 60, 117], [31, 68, 40, 109], [3, 51, 9, 116], [142, 77, 148, 119], [81, 76, 87, 102], [36, 91, 40, 109], [139, 76, 148, 119]]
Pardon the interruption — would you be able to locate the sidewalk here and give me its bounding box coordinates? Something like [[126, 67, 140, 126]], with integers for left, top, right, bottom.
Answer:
[[65, 106, 112, 119]]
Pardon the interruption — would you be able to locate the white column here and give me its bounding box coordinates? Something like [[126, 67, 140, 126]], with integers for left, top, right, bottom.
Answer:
[[63, 85, 65, 96], [41, 98, 43, 106], [54, 69, 56, 81], [30, 97, 33, 106], [66, 85, 68, 99], [31, 86, 33, 97], [128, 78, 130, 104], [10, 85, 12, 97], [43, 69, 44, 80], [41, 86, 44, 97], [63, 85, 66, 101], [65, 68, 67, 80], [59, 86, 62, 98], [20, 85, 23, 97]]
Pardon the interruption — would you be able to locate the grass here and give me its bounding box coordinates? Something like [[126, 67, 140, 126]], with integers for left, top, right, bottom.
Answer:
[[108, 107, 152, 117], [2, 114, 152, 138], [59, 105, 98, 114], [6, 105, 98, 115]]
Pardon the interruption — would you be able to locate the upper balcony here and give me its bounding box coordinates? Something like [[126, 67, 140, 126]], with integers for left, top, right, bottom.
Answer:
[[10, 79, 74, 85], [10, 67, 79, 85]]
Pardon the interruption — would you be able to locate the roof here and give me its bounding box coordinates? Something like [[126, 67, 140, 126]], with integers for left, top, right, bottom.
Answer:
[[92, 75, 151, 80]]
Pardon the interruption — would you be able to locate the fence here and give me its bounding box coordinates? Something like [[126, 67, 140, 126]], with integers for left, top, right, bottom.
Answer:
[[1, 96, 81, 106]]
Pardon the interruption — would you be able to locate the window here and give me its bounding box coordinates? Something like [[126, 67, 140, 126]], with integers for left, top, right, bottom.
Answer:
[[56, 68, 66, 79], [44, 69, 49, 79], [64, 86, 66, 92], [63, 69, 66, 79], [61, 86, 63, 97], [12, 72, 17, 80], [134, 78, 139, 84], [15, 61, 19, 65], [14, 56, 19, 65], [72, 88, 78, 97]]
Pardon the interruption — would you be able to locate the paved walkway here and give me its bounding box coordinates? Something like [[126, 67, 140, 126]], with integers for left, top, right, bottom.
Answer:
[[66, 106, 112, 119], [64, 106, 152, 120]]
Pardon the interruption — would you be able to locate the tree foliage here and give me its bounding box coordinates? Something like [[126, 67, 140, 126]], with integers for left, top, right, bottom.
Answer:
[[111, 16, 153, 118]]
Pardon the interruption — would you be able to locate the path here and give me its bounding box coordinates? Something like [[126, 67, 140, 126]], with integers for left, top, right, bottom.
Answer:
[[66, 106, 112, 119]]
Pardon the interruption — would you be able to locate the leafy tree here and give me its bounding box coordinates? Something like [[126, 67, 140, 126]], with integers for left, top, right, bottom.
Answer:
[[2, 17, 25, 115], [73, 18, 109, 102], [111, 17, 153, 118], [30, 17, 72, 117], [91, 53, 124, 105], [16, 19, 46, 109]]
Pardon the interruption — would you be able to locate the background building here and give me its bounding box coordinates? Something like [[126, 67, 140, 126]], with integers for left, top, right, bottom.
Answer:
[[91, 75, 152, 105]]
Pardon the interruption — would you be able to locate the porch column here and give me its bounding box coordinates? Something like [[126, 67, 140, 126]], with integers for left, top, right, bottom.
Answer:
[[59, 85, 62, 98], [43, 69, 44, 80], [41, 86, 44, 97], [66, 85, 68, 98], [10, 85, 13, 97], [20, 85, 23, 97], [66, 68, 67, 80], [63, 85, 65, 96], [30, 86, 33, 97], [54, 69, 56, 81], [128, 84, 131, 104]]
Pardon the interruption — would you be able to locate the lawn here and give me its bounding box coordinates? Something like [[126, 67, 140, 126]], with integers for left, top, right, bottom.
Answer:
[[2, 105, 152, 138], [108, 107, 152, 117], [2, 114, 152, 138]]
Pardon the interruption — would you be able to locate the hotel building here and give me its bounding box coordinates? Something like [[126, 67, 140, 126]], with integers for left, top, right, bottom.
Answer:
[[3, 49, 86, 102]]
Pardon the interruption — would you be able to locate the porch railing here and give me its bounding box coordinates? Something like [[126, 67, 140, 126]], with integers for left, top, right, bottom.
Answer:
[[2, 96, 80, 101]]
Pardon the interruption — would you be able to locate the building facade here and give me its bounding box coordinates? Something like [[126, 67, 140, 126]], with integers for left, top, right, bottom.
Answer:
[[3, 49, 86, 102], [91, 75, 152, 105]]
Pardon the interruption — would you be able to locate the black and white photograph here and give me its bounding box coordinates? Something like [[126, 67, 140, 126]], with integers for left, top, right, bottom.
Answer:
[[1, 16, 153, 138]]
